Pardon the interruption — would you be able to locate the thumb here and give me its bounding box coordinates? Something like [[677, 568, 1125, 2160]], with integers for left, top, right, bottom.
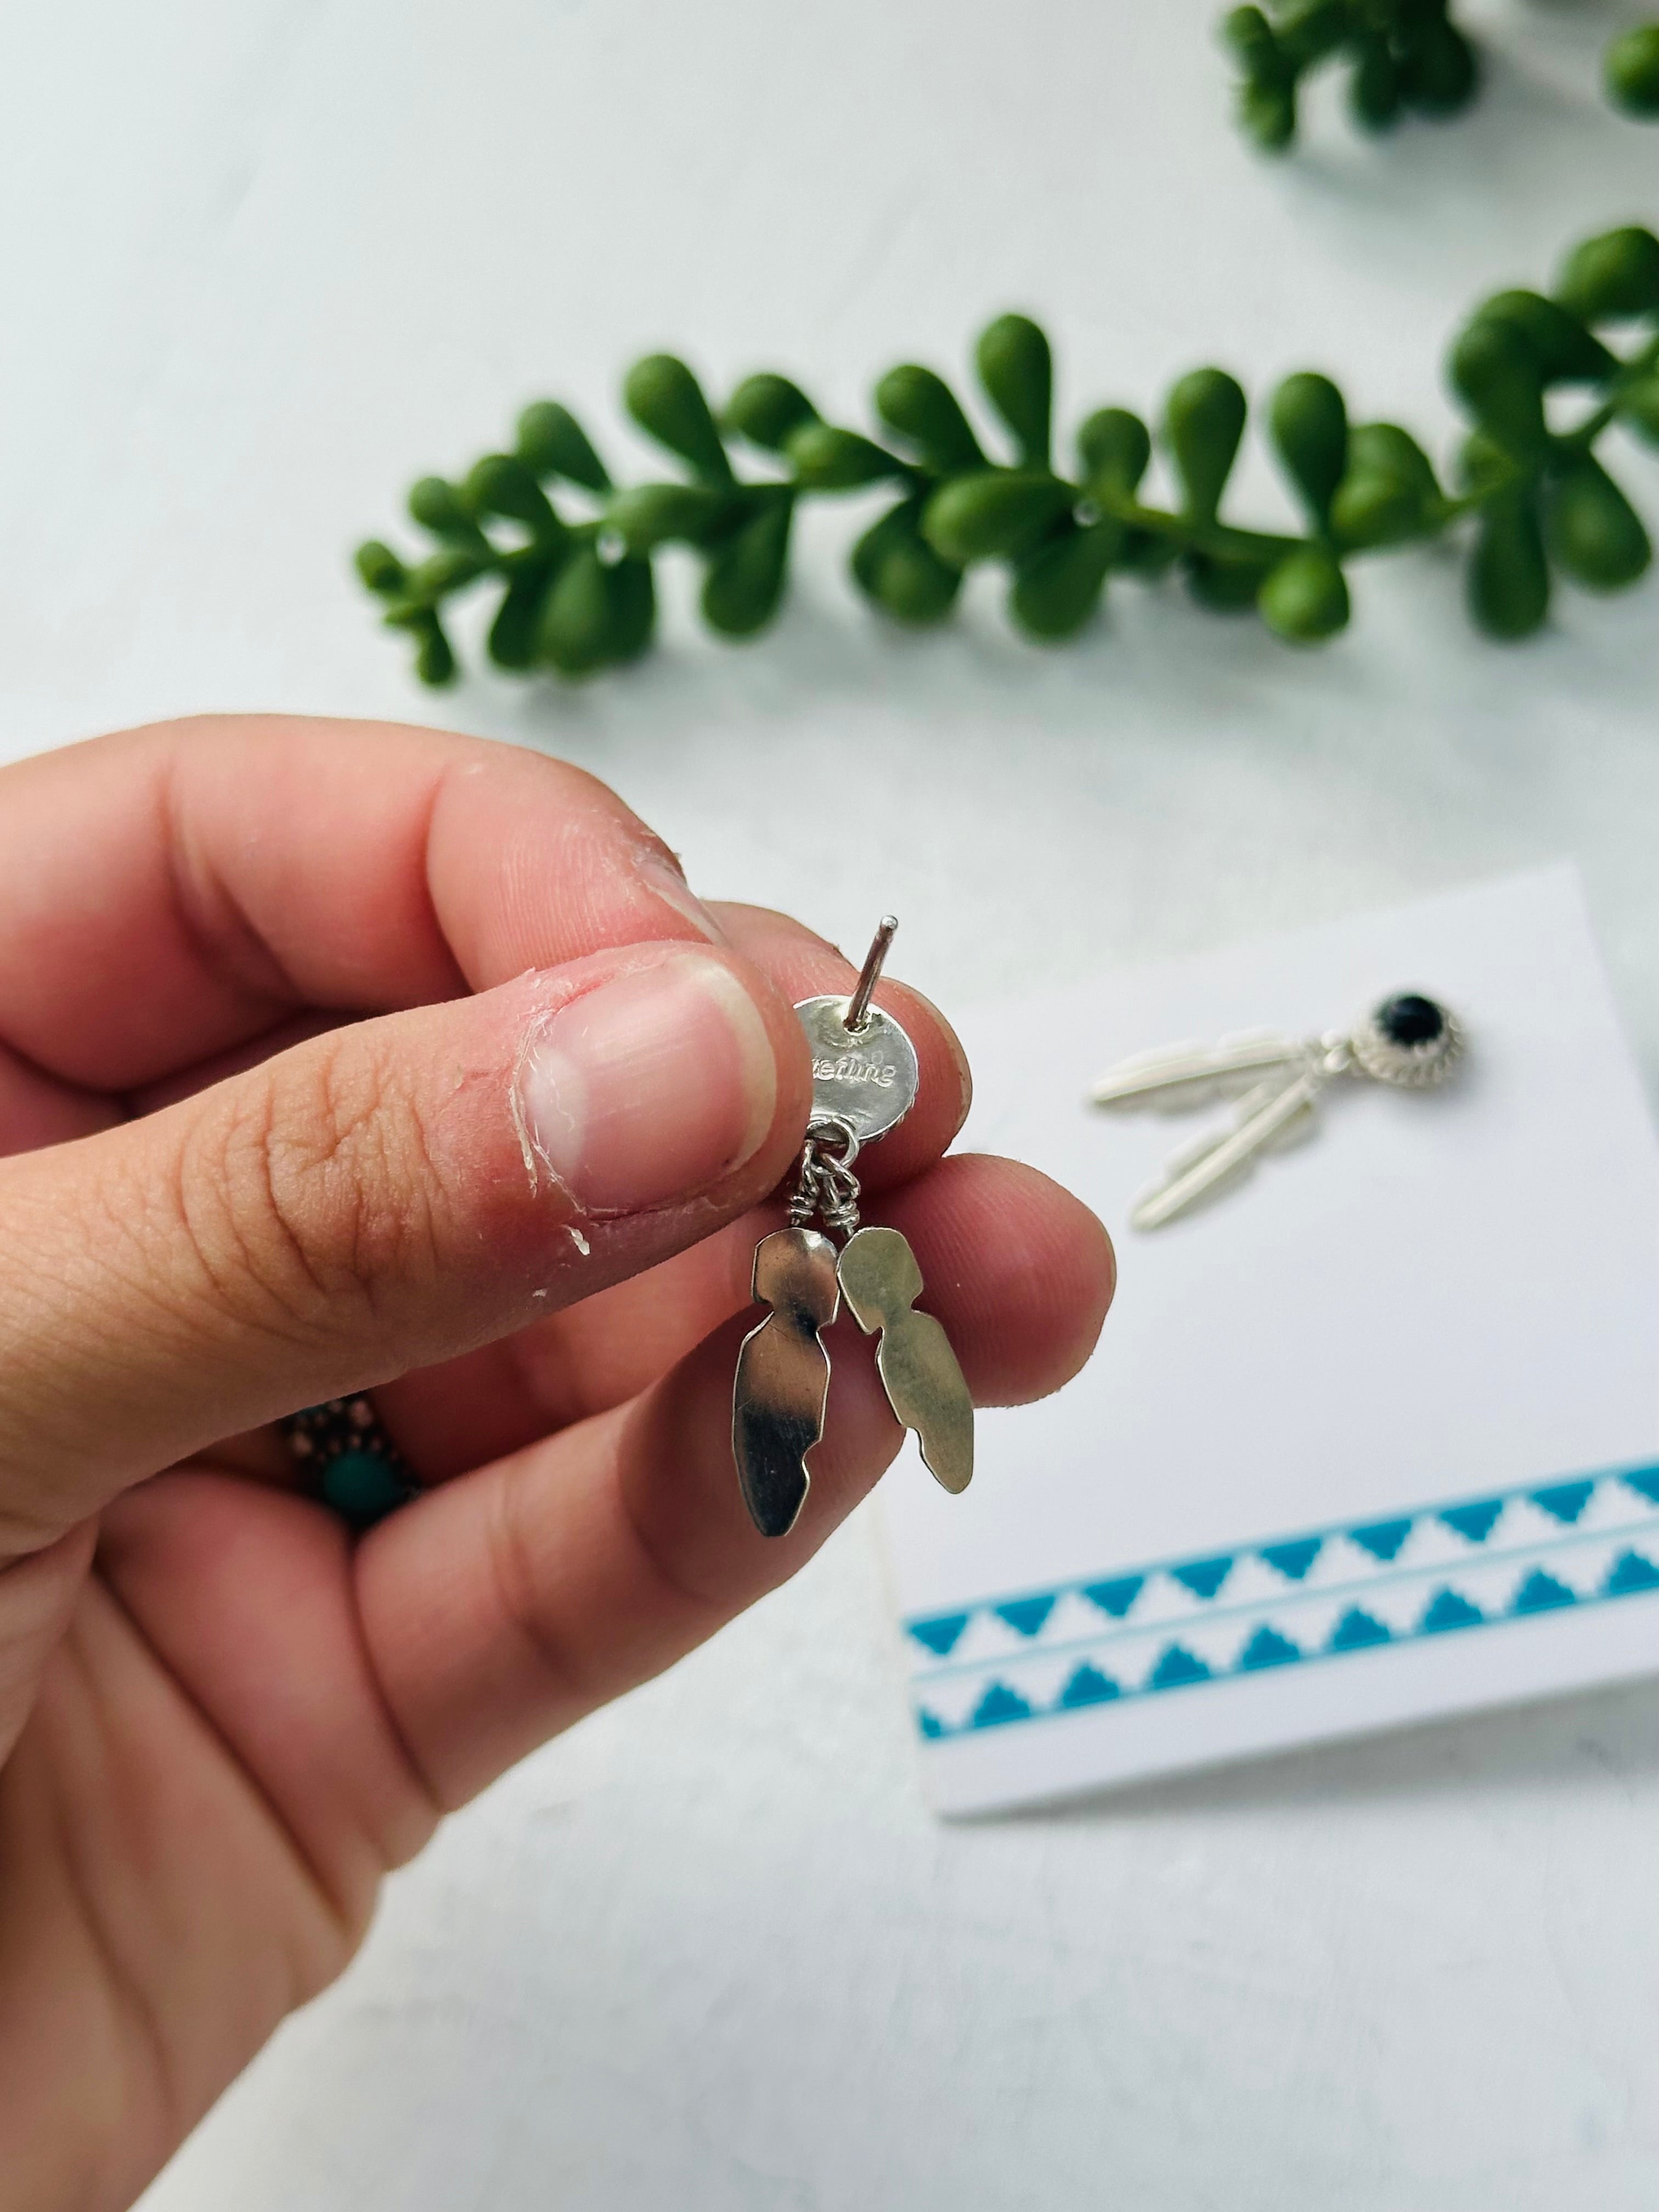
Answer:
[[0, 941, 807, 1553]]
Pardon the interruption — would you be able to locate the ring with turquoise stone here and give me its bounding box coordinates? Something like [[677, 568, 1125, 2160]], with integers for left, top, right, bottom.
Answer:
[[280, 1395, 419, 1530]]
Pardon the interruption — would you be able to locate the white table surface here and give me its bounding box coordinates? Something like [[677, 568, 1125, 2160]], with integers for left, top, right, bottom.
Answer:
[[2, 2, 1655, 2204]]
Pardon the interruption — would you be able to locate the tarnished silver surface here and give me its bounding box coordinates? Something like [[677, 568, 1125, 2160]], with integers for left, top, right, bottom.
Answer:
[[838, 1225, 973, 1495], [733, 1227, 840, 1539], [795, 995, 919, 1141]]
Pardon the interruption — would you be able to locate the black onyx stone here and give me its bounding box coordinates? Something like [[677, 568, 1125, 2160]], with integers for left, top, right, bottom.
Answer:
[[1375, 993, 1445, 1047]]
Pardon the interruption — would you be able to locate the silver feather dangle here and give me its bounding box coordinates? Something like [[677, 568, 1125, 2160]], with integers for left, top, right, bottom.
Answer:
[[1092, 992, 1466, 1231], [733, 1227, 841, 1539], [839, 1225, 973, 1495]]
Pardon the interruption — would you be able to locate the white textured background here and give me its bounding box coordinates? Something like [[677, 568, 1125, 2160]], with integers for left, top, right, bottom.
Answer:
[[1, 1, 1656, 2204]]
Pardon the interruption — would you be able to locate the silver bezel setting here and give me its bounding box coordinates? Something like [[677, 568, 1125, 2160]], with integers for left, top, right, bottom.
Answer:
[[1350, 997, 1465, 1089]]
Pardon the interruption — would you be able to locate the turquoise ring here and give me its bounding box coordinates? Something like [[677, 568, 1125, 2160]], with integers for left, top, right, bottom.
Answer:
[[280, 1395, 419, 1530]]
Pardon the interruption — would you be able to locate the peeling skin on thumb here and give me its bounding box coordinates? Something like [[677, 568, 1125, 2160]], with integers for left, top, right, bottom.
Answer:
[[509, 1014, 578, 1205], [509, 946, 777, 1227], [508, 1017, 594, 1262]]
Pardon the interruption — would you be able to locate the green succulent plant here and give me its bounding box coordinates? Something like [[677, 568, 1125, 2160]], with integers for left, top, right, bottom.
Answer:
[[356, 224, 1659, 687], [1222, 4, 1659, 149], [1221, 0, 1478, 151], [1605, 20, 1659, 117]]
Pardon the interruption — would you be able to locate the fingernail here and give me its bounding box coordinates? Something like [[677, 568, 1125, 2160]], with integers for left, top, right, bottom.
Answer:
[[515, 952, 776, 1213], [634, 850, 727, 944]]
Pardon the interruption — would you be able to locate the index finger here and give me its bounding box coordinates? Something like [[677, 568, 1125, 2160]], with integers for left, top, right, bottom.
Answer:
[[0, 714, 724, 1091]]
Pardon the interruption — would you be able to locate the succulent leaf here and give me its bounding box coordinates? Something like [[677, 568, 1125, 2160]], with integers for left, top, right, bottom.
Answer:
[[975, 315, 1053, 466], [921, 471, 1074, 565], [1269, 373, 1348, 524], [724, 374, 820, 452], [1010, 522, 1120, 639], [1165, 369, 1248, 523], [1257, 544, 1351, 640], [515, 403, 612, 493], [623, 356, 733, 484], [1468, 492, 1549, 638], [874, 365, 987, 472], [701, 497, 794, 635]]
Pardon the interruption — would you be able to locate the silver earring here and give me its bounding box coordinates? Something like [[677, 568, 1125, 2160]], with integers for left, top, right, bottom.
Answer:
[[1090, 991, 1466, 1231], [733, 917, 975, 1538]]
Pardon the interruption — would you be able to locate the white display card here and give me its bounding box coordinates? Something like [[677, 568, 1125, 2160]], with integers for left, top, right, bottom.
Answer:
[[878, 868, 1659, 1814]]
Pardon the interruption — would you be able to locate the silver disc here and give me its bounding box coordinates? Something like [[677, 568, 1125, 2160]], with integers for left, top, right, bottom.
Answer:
[[795, 994, 919, 1141]]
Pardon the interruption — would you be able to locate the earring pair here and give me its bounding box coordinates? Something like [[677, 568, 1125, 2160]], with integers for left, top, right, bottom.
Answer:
[[732, 918, 974, 1538]]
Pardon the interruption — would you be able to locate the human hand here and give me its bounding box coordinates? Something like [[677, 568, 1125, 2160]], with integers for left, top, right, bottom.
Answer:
[[0, 716, 1112, 2211]]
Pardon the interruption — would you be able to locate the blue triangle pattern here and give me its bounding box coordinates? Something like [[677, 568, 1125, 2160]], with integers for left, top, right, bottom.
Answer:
[[1260, 1537, 1322, 1582], [1512, 1568, 1576, 1615], [1149, 1644, 1211, 1689], [1329, 1607, 1391, 1651], [1440, 1498, 1504, 1544], [1084, 1575, 1144, 1620], [1060, 1662, 1120, 1708], [1239, 1624, 1301, 1671], [1420, 1587, 1483, 1634], [996, 1594, 1057, 1639], [970, 1682, 1032, 1729], [1531, 1479, 1594, 1525], [1172, 1555, 1233, 1601], [907, 1463, 1659, 1746], [1350, 1517, 1413, 1562], [909, 1612, 969, 1658], [1605, 1548, 1659, 1596]]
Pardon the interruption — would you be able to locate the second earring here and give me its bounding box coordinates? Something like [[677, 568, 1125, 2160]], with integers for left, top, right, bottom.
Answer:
[[733, 917, 975, 1539]]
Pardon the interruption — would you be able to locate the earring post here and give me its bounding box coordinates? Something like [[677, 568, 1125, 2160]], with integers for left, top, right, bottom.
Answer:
[[844, 915, 898, 1034]]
